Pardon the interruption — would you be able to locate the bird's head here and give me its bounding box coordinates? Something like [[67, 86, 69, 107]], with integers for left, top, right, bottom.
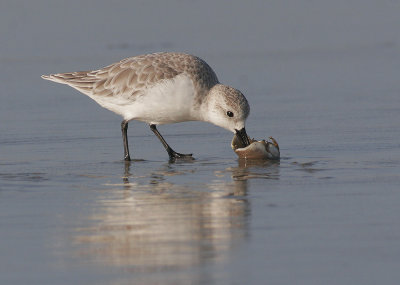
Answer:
[[202, 84, 251, 147]]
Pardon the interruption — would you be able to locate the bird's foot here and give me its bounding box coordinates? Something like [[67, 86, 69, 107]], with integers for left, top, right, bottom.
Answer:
[[168, 150, 194, 161]]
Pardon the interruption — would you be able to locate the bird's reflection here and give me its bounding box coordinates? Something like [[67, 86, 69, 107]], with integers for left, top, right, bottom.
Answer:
[[74, 159, 279, 272]]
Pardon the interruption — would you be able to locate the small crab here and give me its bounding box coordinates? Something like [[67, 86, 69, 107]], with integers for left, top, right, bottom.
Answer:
[[231, 134, 280, 160]]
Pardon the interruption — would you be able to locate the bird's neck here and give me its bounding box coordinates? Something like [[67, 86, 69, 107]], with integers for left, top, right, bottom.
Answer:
[[196, 89, 221, 125]]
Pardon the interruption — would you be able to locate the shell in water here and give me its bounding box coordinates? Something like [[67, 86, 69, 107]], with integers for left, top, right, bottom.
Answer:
[[231, 134, 280, 160]]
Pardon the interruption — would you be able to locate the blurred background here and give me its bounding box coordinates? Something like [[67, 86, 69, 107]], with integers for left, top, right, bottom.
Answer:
[[2, 0, 399, 57]]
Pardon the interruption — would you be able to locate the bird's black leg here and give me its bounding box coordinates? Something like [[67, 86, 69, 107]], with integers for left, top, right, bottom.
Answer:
[[149, 124, 193, 160], [121, 120, 131, 161]]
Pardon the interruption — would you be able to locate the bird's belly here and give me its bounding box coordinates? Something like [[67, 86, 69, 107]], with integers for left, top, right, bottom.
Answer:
[[125, 74, 197, 124]]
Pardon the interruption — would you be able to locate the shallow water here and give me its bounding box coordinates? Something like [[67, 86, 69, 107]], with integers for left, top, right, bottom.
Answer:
[[2, 1, 400, 285]]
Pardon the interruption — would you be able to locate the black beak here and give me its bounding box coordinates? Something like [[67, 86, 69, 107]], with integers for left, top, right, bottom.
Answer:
[[235, 127, 250, 147]]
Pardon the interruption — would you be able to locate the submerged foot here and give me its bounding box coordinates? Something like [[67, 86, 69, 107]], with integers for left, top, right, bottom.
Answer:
[[168, 150, 194, 161]]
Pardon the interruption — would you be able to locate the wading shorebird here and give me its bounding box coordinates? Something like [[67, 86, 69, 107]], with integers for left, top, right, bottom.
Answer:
[[42, 52, 250, 161]]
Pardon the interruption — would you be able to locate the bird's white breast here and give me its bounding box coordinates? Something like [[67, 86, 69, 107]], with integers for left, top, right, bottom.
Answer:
[[123, 73, 197, 124]]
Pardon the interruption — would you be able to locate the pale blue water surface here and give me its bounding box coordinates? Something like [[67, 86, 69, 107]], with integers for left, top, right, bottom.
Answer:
[[1, 1, 400, 284]]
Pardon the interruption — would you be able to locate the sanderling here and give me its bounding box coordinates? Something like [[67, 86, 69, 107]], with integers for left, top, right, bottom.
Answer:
[[42, 52, 250, 161]]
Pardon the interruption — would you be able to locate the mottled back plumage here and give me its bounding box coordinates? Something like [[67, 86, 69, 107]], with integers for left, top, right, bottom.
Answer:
[[42, 52, 219, 107]]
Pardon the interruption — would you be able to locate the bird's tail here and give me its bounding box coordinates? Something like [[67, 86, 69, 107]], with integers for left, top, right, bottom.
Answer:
[[41, 72, 96, 95]]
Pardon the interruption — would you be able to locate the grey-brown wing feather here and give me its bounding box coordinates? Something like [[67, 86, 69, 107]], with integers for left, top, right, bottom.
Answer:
[[42, 52, 219, 100]]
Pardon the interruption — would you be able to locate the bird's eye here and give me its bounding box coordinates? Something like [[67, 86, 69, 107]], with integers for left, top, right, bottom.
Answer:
[[227, 111, 234, 117]]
